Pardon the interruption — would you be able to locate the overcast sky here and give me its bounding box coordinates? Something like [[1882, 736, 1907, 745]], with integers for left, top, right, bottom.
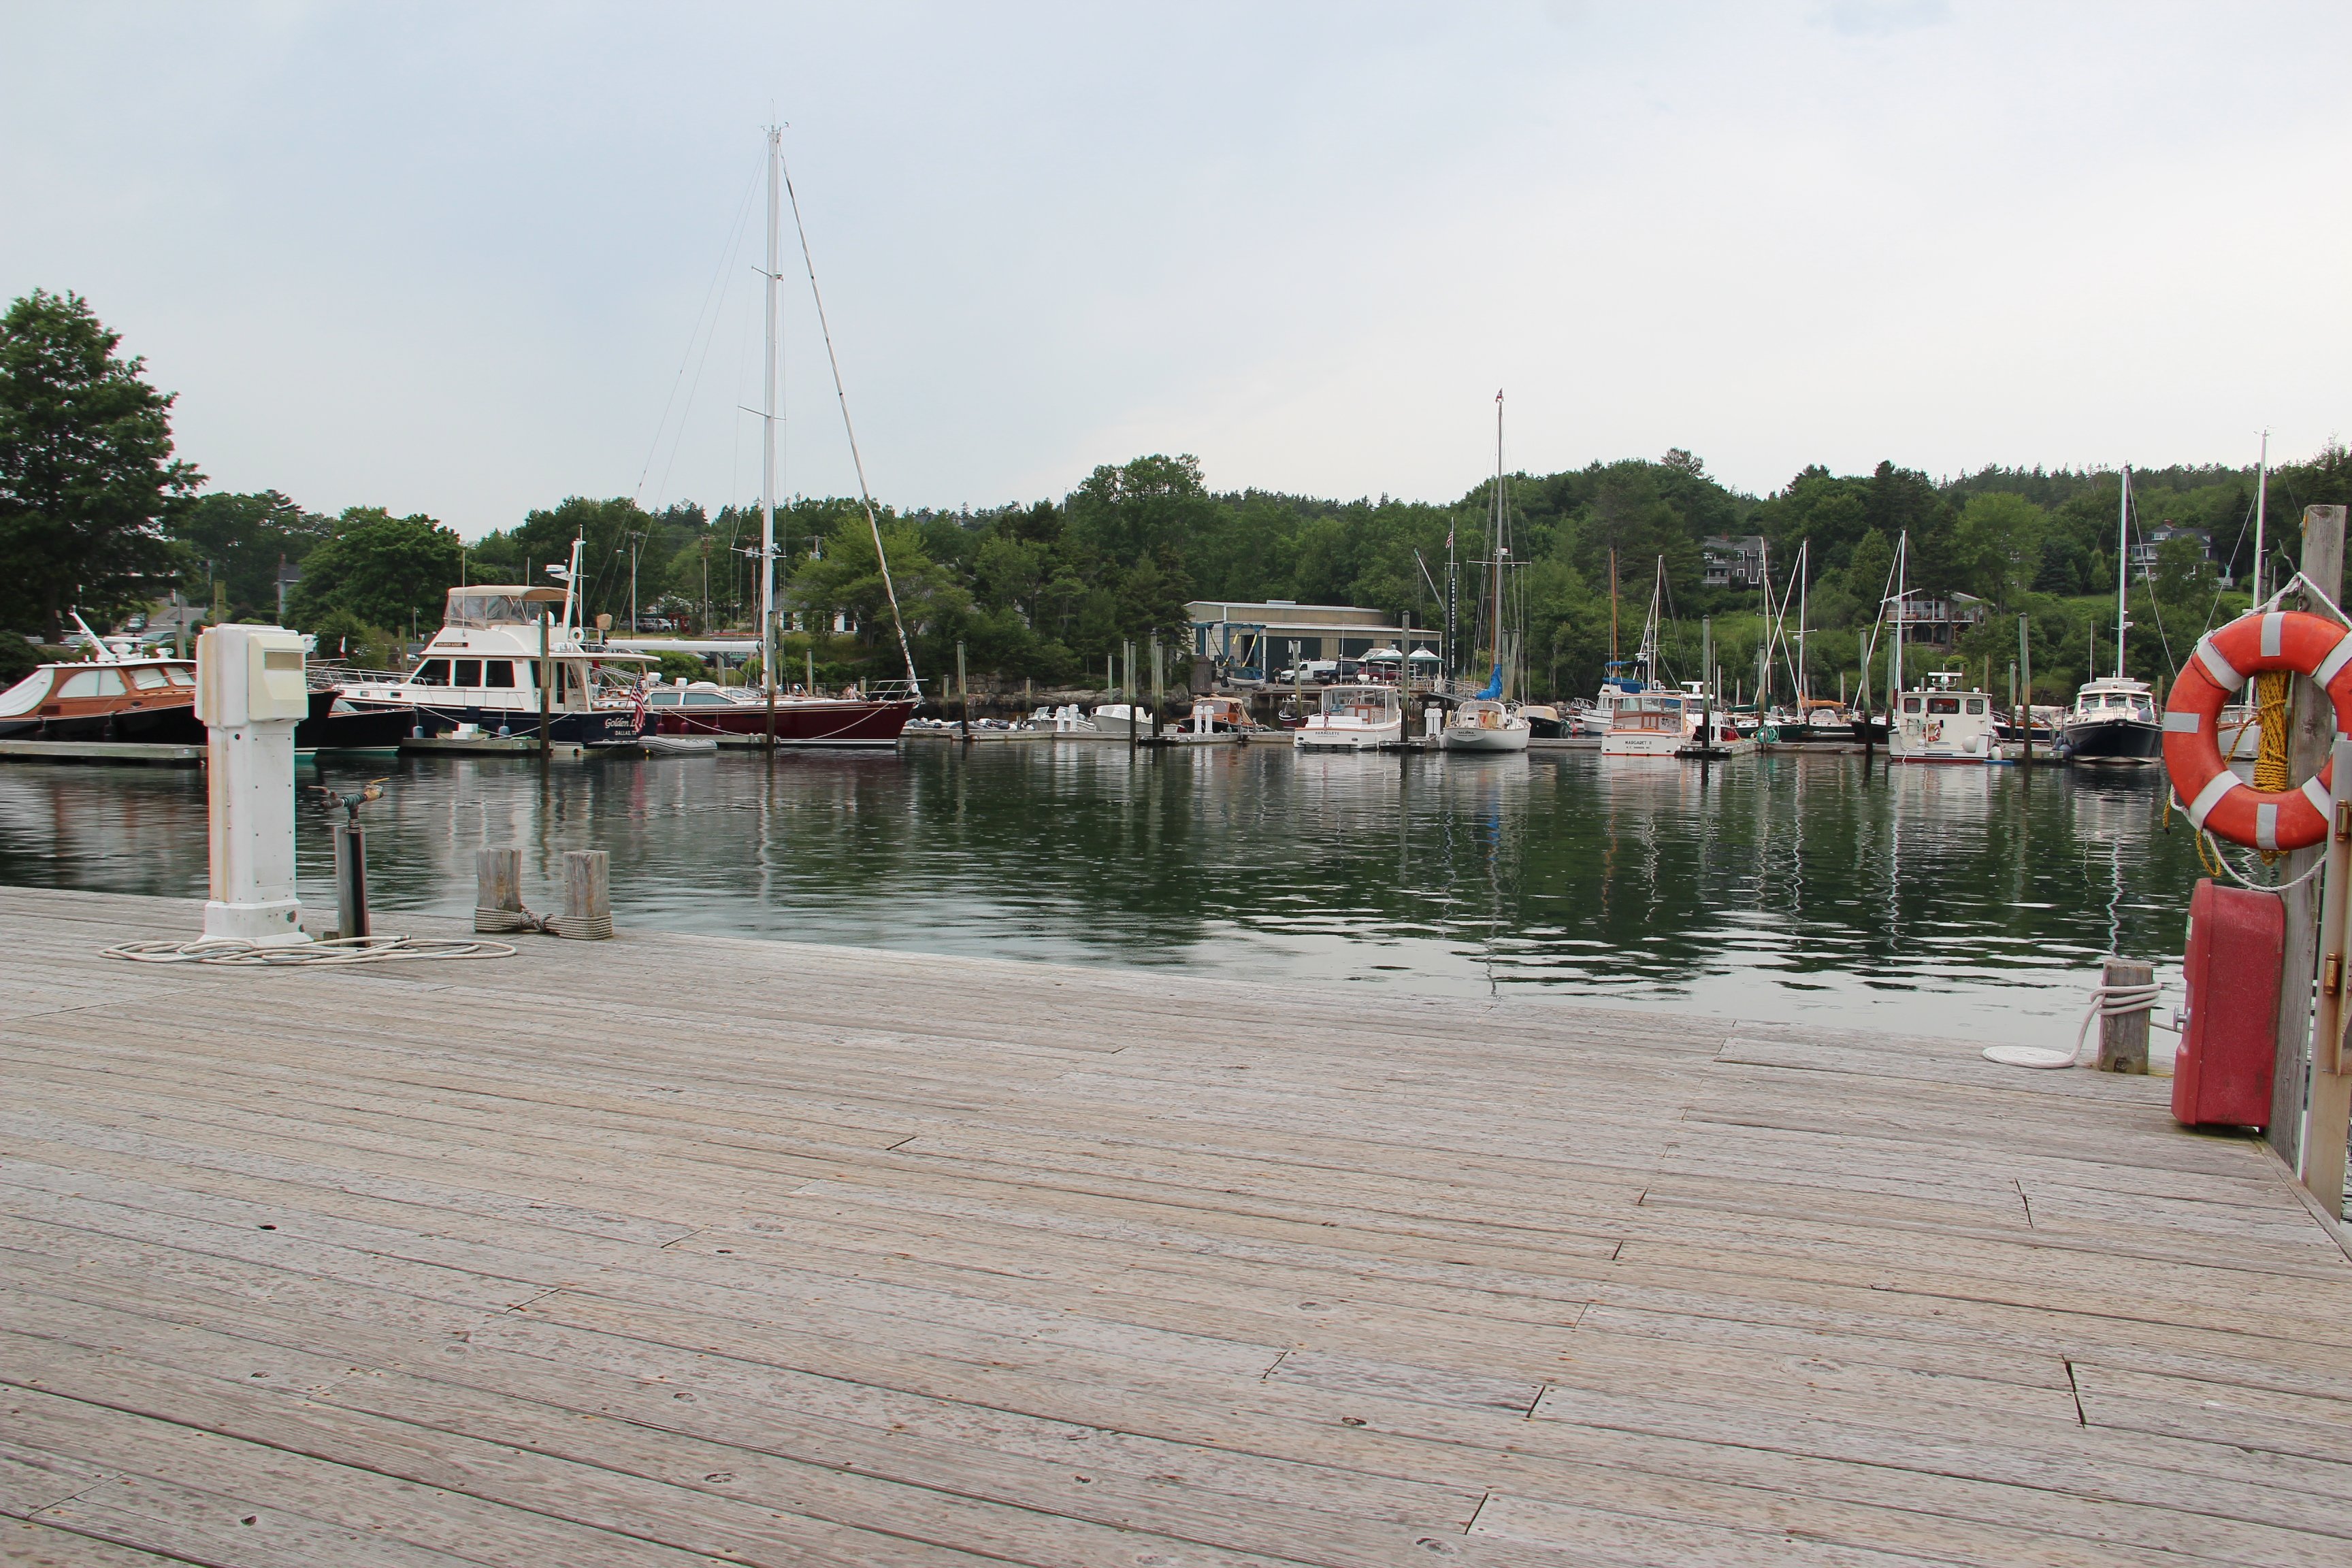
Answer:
[[5, 1, 2346, 538]]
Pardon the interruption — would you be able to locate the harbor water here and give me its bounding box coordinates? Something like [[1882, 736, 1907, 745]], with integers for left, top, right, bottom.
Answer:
[[0, 745, 2204, 1051]]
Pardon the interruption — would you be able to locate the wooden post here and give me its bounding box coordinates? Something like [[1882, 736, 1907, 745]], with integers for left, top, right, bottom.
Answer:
[[2097, 957, 2152, 1074], [331, 821, 368, 941], [537, 611, 551, 757], [2308, 736, 2352, 1219], [2018, 612, 2033, 772], [554, 849, 612, 941], [2273, 505, 2347, 1173], [474, 847, 523, 933], [956, 640, 969, 743]]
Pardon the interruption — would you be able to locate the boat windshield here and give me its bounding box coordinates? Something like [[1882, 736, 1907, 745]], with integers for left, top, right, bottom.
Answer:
[[0, 668, 54, 717], [443, 591, 543, 628]]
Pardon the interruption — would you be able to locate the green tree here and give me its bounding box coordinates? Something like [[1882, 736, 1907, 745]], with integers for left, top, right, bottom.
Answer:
[[288, 507, 462, 634], [1952, 491, 2048, 606], [0, 289, 199, 638], [172, 489, 334, 620]]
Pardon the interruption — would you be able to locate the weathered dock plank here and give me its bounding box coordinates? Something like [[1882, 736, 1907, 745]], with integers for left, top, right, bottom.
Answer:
[[1, 885, 2347, 1567]]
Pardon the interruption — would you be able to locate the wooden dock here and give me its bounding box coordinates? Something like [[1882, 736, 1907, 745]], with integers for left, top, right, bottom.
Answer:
[[3, 885, 2349, 1567]]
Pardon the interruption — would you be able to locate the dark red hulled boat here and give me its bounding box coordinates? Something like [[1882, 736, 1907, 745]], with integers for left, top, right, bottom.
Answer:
[[644, 681, 917, 748]]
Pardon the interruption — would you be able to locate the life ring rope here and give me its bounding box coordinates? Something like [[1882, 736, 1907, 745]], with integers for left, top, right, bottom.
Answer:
[[2163, 608, 2352, 853]]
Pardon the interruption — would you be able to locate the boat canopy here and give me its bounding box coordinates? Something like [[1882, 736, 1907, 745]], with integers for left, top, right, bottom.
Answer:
[[443, 587, 568, 628]]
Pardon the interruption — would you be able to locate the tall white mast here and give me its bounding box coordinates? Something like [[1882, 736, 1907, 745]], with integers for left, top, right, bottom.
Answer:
[[760, 126, 781, 696], [1796, 539, 1809, 710], [2115, 466, 2131, 681], [2252, 430, 2270, 602], [1492, 390, 1507, 696], [1891, 532, 1906, 698]]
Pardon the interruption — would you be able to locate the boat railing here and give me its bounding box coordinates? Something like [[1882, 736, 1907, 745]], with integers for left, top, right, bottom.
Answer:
[[309, 663, 409, 689]]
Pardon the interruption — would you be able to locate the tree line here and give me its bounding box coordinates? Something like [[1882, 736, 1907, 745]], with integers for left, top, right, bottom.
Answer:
[[9, 288, 2352, 700]]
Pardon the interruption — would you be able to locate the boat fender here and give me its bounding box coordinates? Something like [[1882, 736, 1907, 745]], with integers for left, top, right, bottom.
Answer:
[[2164, 609, 2352, 852]]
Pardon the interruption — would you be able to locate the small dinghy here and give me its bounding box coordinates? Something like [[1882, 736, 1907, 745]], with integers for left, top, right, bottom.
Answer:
[[640, 733, 719, 757]]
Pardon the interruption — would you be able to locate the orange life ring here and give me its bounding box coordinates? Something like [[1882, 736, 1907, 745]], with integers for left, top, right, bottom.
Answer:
[[2163, 609, 2352, 851]]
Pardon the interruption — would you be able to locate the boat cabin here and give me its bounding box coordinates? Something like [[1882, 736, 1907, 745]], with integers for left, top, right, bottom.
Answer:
[[1891, 670, 1996, 762], [1318, 684, 1401, 721], [2069, 677, 2155, 723], [0, 657, 197, 728]]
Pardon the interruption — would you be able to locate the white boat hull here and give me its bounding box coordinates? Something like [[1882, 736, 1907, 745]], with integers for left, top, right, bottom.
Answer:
[[1294, 720, 1403, 751], [1439, 724, 1531, 753], [1600, 729, 1684, 759]]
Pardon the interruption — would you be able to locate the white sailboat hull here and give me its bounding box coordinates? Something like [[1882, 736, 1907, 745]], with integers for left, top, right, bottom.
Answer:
[[1439, 723, 1531, 752]]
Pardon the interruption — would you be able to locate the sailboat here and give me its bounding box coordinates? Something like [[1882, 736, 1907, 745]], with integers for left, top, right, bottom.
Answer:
[[1882, 532, 1999, 764], [642, 127, 921, 748], [2060, 467, 2163, 764], [1441, 393, 1531, 753]]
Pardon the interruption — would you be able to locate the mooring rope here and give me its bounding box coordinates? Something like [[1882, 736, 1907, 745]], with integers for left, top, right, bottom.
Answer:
[[103, 935, 517, 966], [1984, 976, 2174, 1070]]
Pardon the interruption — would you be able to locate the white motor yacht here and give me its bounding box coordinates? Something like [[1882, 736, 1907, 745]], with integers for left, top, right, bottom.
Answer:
[[1599, 693, 1686, 758], [1294, 684, 1403, 750], [332, 542, 651, 747]]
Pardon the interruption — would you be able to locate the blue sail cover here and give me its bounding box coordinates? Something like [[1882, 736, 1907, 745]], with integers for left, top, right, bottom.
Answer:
[[1477, 664, 1503, 700]]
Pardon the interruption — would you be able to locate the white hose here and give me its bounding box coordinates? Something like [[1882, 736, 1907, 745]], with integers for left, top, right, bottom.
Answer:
[[1984, 979, 2172, 1070], [103, 935, 517, 966]]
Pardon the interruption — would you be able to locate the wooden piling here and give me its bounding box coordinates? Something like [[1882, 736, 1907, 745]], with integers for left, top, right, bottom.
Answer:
[[2097, 957, 2153, 1074], [2274, 504, 2346, 1175], [330, 821, 369, 940], [472, 847, 526, 933], [553, 849, 612, 941]]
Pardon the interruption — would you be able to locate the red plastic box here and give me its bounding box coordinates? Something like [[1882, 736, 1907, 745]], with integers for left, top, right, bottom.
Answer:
[[2173, 878, 2283, 1129]]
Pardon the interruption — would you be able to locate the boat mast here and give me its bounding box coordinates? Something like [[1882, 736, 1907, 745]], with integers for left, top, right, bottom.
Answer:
[[760, 125, 781, 699], [1608, 546, 1618, 662], [2252, 429, 2270, 602], [1444, 508, 1458, 690], [2115, 466, 2131, 681], [1796, 540, 1809, 711], [1892, 532, 1906, 698], [1492, 391, 1507, 698]]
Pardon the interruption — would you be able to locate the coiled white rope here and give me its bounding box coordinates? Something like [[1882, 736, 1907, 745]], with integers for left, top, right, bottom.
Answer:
[[1984, 978, 2175, 1070], [103, 935, 517, 966]]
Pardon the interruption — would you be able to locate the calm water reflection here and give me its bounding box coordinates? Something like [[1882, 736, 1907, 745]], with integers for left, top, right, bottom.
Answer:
[[0, 745, 2199, 1049]]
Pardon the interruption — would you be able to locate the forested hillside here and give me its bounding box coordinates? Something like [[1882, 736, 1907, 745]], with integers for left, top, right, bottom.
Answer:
[[10, 289, 2352, 703]]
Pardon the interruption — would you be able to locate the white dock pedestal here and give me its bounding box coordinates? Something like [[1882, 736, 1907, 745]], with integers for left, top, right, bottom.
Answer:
[[197, 625, 312, 947]]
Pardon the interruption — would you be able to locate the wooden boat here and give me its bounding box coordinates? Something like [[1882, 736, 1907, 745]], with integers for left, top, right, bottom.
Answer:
[[1, 617, 413, 752]]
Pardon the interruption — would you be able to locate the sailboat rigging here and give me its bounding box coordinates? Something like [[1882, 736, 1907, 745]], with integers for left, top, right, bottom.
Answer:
[[1439, 392, 1531, 752], [637, 128, 919, 748]]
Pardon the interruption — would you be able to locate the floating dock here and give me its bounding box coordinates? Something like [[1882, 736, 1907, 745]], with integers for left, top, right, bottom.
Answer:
[[398, 735, 585, 758], [2, 884, 2347, 1565], [0, 738, 204, 766]]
